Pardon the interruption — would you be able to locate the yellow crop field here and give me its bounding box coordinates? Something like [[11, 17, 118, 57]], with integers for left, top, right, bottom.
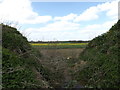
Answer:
[[30, 43, 88, 46], [30, 43, 88, 49]]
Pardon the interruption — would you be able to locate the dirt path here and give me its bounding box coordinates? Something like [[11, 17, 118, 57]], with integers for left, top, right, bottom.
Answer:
[[38, 48, 85, 88]]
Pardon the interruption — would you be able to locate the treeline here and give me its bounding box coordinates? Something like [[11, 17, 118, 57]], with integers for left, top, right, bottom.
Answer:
[[29, 40, 90, 43]]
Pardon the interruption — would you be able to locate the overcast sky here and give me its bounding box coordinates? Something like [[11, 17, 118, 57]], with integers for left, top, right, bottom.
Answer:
[[0, 0, 119, 41]]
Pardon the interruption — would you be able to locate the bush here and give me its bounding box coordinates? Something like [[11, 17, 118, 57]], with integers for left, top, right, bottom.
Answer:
[[75, 20, 120, 88]]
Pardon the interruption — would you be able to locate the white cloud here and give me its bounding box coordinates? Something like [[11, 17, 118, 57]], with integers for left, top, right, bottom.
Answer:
[[22, 19, 117, 41], [97, 0, 118, 20], [54, 13, 77, 21], [52, 0, 118, 23], [43, 21, 80, 31], [74, 6, 99, 22], [22, 0, 118, 41], [22, 16, 52, 24], [78, 19, 117, 39], [23, 20, 80, 33], [0, 0, 52, 24], [74, 0, 118, 22], [21, 20, 81, 41], [0, 0, 118, 41]]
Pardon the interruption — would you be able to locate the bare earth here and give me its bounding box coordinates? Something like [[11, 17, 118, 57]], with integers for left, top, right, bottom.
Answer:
[[40, 48, 84, 59], [37, 48, 85, 88]]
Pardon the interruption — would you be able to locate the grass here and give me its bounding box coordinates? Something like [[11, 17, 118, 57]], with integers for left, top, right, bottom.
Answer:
[[30, 43, 88, 49]]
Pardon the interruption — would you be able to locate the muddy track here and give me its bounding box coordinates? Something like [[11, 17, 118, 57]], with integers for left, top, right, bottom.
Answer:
[[38, 48, 85, 88]]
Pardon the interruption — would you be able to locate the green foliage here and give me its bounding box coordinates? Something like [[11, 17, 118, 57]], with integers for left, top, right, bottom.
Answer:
[[2, 25, 31, 54], [32, 44, 87, 49], [2, 24, 70, 88], [2, 48, 39, 88], [75, 20, 120, 88], [2, 24, 52, 88]]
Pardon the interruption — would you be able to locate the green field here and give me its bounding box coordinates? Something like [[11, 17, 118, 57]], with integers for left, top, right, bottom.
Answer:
[[30, 43, 88, 49]]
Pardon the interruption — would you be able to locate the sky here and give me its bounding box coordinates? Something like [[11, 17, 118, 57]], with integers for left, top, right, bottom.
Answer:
[[0, 0, 119, 41]]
